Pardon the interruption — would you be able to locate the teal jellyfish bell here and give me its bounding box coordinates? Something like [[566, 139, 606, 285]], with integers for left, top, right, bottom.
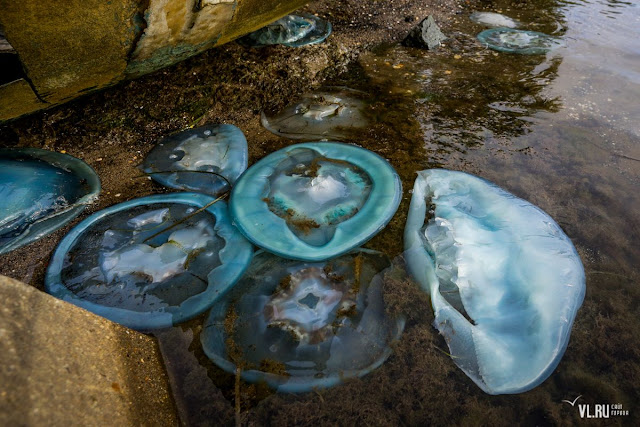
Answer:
[[229, 142, 402, 261], [0, 148, 100, 254]]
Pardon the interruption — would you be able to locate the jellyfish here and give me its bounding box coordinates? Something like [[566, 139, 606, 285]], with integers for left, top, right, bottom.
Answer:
[[230, 142, 401, 261], [403, 169, 586, 394], [0, 148, 100, 254], [261, 87, 369, 140], [45, 193, 253, 330], [239, 13, 331, 48], [477, 28, 563, 55], [200, 249, 405, 392], [141, 124, 248, 196], [470, 12, 520, 29]]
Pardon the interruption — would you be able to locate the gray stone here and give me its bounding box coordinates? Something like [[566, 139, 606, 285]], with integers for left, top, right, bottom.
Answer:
[[0, 275, 178, 426], [402, 15, 446, 50]]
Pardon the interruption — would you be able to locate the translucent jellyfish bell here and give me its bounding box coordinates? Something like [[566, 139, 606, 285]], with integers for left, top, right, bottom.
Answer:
[[200, 249, 405, 392], [230, 142, 402, 261], [261, 88, 369, 140], [477, 28, 564, 55], [240, 13, 332, 48], [45, 193, 253, 330], [0, 148, 100, 254], [141, 124, 248, 196], [469, 12, 520, 28], [404, 169, 586, 394]]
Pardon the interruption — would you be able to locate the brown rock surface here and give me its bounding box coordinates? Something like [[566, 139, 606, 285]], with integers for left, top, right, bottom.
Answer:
[[0, 0, 142, 104], [0, 275, 178, 426]]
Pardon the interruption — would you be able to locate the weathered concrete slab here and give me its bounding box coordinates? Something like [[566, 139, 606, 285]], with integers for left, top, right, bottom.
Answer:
[[0, 275, 178, 426]]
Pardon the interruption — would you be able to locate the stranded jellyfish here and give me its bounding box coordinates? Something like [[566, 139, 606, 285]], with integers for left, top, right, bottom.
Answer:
[[230, 142, 401, 261], [240, 14, 332, 48], [142, 124, 248, 196], [0, 148, 100, 254], [477, 28, 563, 55], [45, 193, 253, 330], [403, 169, 585, 394], [201, 249, 405, 392], [261, 88, 369, 140], [469, 12, 520, 28]]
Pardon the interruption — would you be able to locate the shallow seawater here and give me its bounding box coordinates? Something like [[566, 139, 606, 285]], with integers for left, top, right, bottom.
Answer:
[[1, 0, 638, 424], [149, 1, 640, 424]]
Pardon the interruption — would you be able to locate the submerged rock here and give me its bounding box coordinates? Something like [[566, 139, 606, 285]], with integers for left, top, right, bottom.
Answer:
[[470, 12, 520, 28], [230, 142, 402, 261], [261, 87, 369, 140], [0, 148, 100, 255], [402, 15, 446, 50], [404, 169, 585, 394], [240, 13, 332, 48], [477, 28, 563, 55], [200, 249, 405, 392], [45, 193, 253, 330], [141, 124, 248, 196]]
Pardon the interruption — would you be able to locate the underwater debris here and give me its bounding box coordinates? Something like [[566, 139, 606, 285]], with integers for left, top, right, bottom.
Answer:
[[261, 87, 370, 141], [403, 169, 586, 394], [200, 249, 405, 392], [230, 142, 401, 261], [45, 193, 253, 330], [141, 124, 248, 196], [477, 28, 563, 55], [239, 13, 332, 48], [0, 148, 100, 255], [469, 12, 520, 29]]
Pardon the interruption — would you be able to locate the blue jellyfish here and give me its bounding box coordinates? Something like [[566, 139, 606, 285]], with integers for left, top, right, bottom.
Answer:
[[404, 169, 586, 394], [45, 193, 253, 330], [230, 142, 401, 261], [261, 87, 369, 141], [470, 12, 520, 29], [240, 14, 332, 48], [201, 249, 405, 392], [0, 148, 100, 254], [477, 28, 563, 55], [141, 124, 248, 196]]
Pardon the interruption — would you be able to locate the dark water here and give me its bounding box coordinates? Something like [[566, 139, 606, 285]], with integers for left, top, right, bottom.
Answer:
[[148, 0, 640, 424]]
